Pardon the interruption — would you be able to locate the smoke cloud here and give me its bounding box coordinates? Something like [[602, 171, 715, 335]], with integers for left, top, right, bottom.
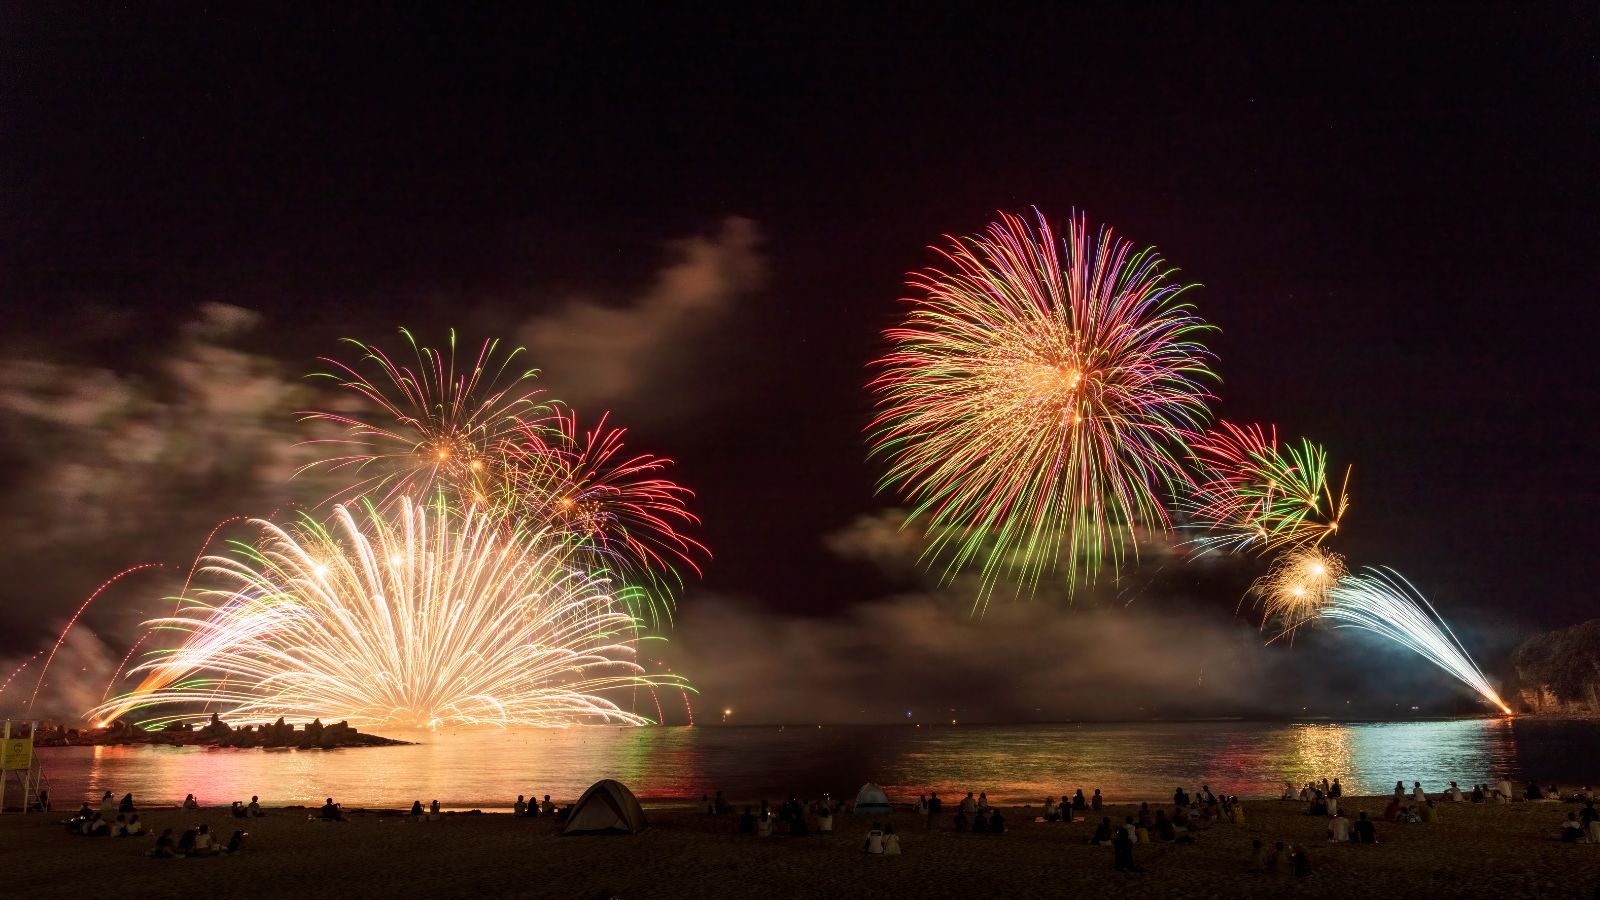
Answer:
[[519, 216, 765, 423]]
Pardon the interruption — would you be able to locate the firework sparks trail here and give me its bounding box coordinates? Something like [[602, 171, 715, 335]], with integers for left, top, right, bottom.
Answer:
[[1322, 567, 1511, 714], [93, 499, 689, 729], [869, 209, 1216, 604], [25, 564, 164, 717], [1187, 421, 1349, 555]]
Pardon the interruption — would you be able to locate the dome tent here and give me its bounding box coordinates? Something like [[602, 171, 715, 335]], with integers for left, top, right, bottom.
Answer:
[[853, 782, 893, 816], [563, 779, 648, 835]]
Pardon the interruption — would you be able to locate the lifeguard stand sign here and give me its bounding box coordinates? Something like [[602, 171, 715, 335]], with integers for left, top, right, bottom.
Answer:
[[0, 720, 38, 814]]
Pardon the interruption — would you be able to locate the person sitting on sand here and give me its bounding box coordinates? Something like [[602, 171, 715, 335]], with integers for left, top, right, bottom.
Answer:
[[1281, 781, 1296, 800], [978, 791, 990, 812], [410, 800, 424, 819], [1247, 838, 1266, 871], [1496, 777, 1514, 802], [757, 810, 772, 837], [789, 811, 809, 837], [1153, 810, 1174, 842], [34, 789, 50, 813], [883, 824, 901, 855], [1092, 788, 1104, 811], [99, 791, 115, 819], [183, 793, 199, 810], [1526, 782, 1545, 801], [429, 799, 441, 820], [972, 810, 989, 833], [192, 824, 217, 857], [146, 829, 177, 858], [959, 792, 976, 815], [1043, 796, 1058, 822], [1447, 781, 1463, 801], [1560, 811, 1584, 842], [226, 830, 246, 853], [991, 809, 1005, 835], [1327, 809, 1351, 842], [953, 809, 968, 832], [864, 822, 885, 854], [1059, 794, 1072, 821], [1383, 797, 1402, 822], [110, 814, 128, 838], [84, 812, 109, 836], [1112, 827, 1139, 872], [1090, 817, 1114, 846], [176, 827, 198, 856], [540, 795, 554, 816], [321, 798, 345, 822], [1354, 811, 1378, 844], [817, 804, 834, 833], [249, 796, 265, 817], [126, 814, 144, 837], [1411, 781, 1425, 802], [1422, 799, 1438, 823], [1267, 840, 1285, 874], [232, 801, 247, 819], [1471, 784, 1485, 803], [119, 793, 136, 814], [1073, 789, 1087, 811], [739, 807, 756, 834], [515, 795, 527, 817]]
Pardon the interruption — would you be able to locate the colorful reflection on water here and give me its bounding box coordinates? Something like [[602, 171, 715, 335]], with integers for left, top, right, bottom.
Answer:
[[31, 718, 1595, 808]]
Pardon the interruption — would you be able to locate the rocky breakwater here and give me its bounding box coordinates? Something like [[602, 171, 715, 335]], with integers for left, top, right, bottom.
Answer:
[[34, 714, 412, 749]]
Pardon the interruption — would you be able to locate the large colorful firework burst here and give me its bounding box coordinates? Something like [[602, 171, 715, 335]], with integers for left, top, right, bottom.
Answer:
[[93, 499, 686, 729], [869, 209, 1216, 603]]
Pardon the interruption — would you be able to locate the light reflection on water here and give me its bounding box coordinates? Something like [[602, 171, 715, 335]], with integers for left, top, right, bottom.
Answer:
[[31, 718, 1594, 808]]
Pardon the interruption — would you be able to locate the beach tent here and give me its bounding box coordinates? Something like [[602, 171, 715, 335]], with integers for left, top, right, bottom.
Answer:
[[563, 779, 647, 835], [853, 783, 893, 816]]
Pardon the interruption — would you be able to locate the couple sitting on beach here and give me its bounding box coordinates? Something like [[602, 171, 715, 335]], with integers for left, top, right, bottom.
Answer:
[[515, 794, 556, 817], [863, 823, 901, 855], [1559, 804, 1600, 843], [408, 800, 442, 821], [1326, 810, 1379, 843]]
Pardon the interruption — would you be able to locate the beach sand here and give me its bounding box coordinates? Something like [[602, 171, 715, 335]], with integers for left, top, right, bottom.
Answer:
[[1, 796, 1594, 899]]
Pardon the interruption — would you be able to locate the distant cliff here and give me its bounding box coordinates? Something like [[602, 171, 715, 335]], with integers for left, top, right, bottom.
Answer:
[[1512, 619, 1600, 716]]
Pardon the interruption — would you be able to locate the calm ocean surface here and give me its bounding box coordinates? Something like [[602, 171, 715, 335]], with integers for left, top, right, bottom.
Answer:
[[26, 719, 1598, 809]]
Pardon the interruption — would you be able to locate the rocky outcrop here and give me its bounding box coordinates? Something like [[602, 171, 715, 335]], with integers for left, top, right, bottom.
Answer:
[[33, 717, 410, 748]]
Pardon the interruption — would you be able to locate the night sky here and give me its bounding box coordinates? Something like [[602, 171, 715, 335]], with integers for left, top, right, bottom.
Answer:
[[2, 6, 1596, 710]]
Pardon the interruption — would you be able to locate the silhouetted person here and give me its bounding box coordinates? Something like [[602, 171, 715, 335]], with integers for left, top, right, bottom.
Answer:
[[118, 793, 135, 814], [1354, 811, 1377, 844], [990, 809, 1005, 834], [972, 810, 988, 833], [1113, 828, 1139, 871], [739, 806, 756, 834]]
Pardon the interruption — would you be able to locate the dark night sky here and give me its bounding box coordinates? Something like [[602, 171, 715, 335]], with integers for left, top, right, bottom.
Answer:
[[2, 4, 1597, 673]]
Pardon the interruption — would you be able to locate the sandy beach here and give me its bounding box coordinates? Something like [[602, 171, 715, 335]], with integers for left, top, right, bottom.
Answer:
[[2, 795, 1595, 899]]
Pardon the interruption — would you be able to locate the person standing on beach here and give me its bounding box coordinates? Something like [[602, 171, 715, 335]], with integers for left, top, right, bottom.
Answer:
[[915, 794, 928, 829], [927, 792, 942, 828], [1330, 778, 1342, 799]]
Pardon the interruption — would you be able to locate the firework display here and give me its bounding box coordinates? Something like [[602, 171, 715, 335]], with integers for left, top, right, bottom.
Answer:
[[1188, 421, 1349, 555], [1249, 546, 1347, 639], [82, 331, 703, 729], [1323, 568, 1513, 714], [93, 500, 679, 728], [870, 209, 1216, 599], [299, 330, 546, 509]]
